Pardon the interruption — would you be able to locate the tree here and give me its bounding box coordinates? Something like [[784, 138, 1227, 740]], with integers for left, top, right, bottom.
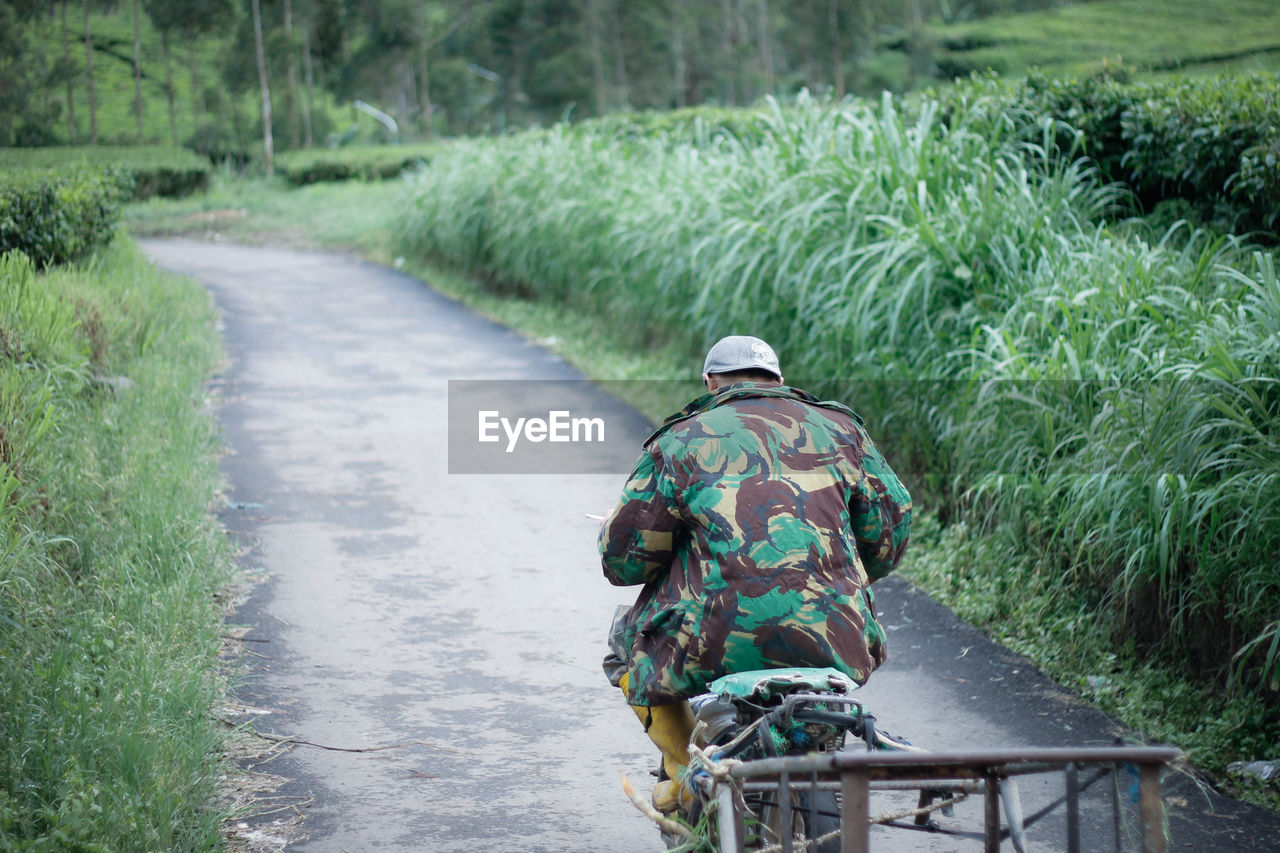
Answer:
[[0, 1, 50, 145], [188, 0, 236, 138], [581, 0, 626, 114], [61, 0, 78, 142], [299, 2, 318, 146], [83, 0, 97, 143], [755, 0, 773, 98], [142, 0, 180, 144], [132, 0, 144, 141], [605, 0, 628, 109], [143, 0, 235, 144], [282, 0, 311, 148], [669, 1, 693, 108], [586, 0, 605, 115], [250, 0, 274, 171]]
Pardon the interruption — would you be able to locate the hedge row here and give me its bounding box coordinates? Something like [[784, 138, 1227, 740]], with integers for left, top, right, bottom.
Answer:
[[569, 104, 777, 147], [274, 143, 440, 185], [0, 168, 125, 266], [935, 72, 1280, 237], [0, 146, 211, 201]]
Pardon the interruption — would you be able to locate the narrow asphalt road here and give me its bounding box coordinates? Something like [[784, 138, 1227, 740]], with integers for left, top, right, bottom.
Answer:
[[141, 240, 1280, 853]]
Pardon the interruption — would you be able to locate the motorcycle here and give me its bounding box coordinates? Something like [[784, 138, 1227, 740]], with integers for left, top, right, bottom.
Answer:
[[652, 667, 915, 852]]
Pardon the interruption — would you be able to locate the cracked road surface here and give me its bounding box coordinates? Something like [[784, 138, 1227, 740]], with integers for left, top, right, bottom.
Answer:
[[141, 240, 1280, 852]]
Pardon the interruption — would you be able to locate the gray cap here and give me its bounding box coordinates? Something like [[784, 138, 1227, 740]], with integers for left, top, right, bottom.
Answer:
[[702, 335, 782, 378]]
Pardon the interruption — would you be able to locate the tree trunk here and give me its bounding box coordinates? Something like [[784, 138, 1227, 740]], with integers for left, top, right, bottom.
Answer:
[[188, 42, 201, 133], [720, 0, 736, 106], [671, 9, 686, 108], [82, 0, 96, 144], [606, 0, 628, 109], [61, 0, 77, 143], [416, 36, 432, 138], [132, 0, 143, 141], [829, 0, 844, 98], [251, 0, 274, 174], [852, 0, 873, 94], [229, 91, 246, 168], [160, 30, 177, 145], [756, 0, 774, 97], [587, 0, 606, 116], [283, 0, 303, 148], [301, 18, 315, 146]]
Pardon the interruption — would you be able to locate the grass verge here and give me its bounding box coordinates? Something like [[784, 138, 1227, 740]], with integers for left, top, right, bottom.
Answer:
[[0, 238, 233, 849], [907, 514, 1280, 811], [127, 175, 1280, 811]]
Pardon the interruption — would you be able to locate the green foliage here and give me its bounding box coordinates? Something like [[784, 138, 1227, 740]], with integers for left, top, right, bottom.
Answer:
[[0, 167, 125, 266], [0, 146, 210, 266], [274, 143, 441, 186], [0, 241, 230, 850], [11, 0, 1279, 153], [926, 0, 1280, 80], [569, 106, 777, 148], [929, 71, 1280, 237], [0, 146, 212, 200], [905, 516, 1280, 782], [394, 88, 1280, 760]]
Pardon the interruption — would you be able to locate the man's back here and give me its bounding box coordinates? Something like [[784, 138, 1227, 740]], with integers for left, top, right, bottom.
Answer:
[[600, 383, 911, 706]]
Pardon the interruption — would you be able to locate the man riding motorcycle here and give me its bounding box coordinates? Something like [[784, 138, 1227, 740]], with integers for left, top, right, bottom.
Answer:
[[598, 335, 912, 812]]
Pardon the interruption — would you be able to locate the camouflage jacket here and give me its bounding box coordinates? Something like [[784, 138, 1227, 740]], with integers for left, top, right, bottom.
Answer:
[[599, 382, 912, 707]]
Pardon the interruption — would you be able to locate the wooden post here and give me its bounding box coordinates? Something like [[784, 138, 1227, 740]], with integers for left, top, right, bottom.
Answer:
[[718, 783, 745, 853], [840, 769, 869, 853], [1139, 763, 1165, 853]]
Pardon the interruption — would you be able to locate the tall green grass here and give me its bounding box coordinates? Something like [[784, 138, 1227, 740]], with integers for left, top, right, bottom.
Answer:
[[0, 240, 231, 849], [395, 91, 1280, 740]]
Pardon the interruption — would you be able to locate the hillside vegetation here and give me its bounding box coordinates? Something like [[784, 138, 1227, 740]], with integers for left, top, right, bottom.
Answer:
[[926, 0, 1280, 80], [393, 84, 1280, 778], [6, 0, 1280, 156]]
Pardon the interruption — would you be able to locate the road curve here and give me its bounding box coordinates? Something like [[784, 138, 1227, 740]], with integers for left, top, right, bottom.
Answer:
[[141, 240, 1280, 853]]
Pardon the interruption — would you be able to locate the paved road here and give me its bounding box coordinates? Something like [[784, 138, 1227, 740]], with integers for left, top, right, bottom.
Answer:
[[141, 240, 1280, 852]]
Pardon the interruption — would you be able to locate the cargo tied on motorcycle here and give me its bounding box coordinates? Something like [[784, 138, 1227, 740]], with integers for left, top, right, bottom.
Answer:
[[622, 668, 914, 852], [619, 668, 1183, 853]]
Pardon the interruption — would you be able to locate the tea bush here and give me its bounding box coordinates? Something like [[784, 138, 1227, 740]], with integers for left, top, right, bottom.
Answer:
[[0, 146, 212, 200], [274, 143, 440, 185], [935, 72, 1280, 237], [0, 167, 125, 266]]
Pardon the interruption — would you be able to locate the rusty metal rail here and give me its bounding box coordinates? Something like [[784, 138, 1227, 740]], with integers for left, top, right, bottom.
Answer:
[[715, 745, 1182, 853]]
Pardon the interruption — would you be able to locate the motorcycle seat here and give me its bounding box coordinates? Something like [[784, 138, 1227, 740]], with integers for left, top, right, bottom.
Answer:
[[707, 667, 857, 703]]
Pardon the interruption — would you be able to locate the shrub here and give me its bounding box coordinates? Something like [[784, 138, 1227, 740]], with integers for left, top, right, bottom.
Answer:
[[274, 143, 440, 185], [0, 146, 212, 201], [934, 72, 1280, 238], [0, 167, 126, 266]]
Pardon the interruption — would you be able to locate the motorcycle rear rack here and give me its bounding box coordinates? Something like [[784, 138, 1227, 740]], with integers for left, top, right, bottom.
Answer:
[[707, 744, 1182, 853]]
